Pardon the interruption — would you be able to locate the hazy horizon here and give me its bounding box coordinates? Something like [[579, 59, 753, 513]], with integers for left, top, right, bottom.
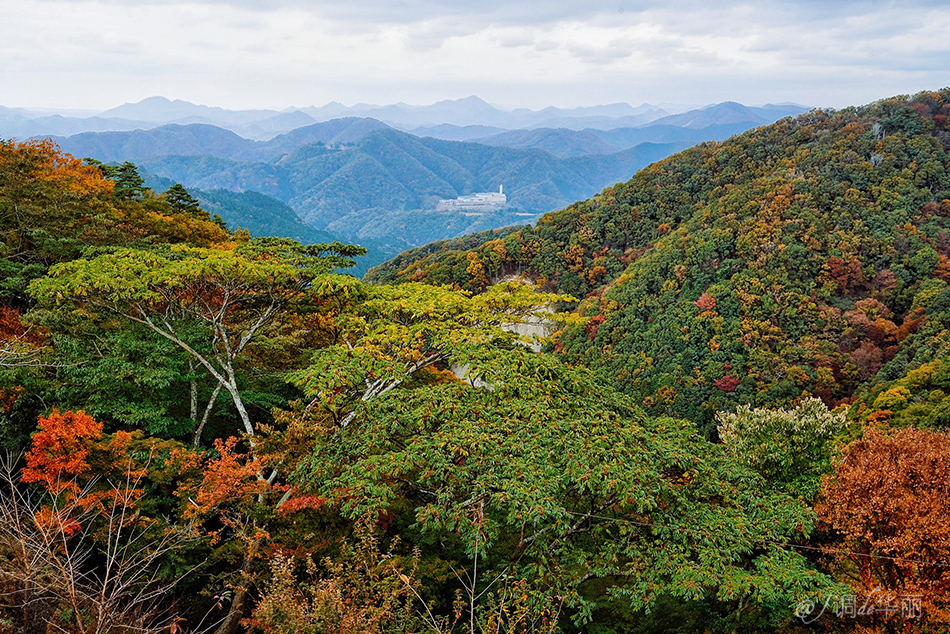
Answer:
[[2, 94, 810, 118], [4, 0, 949, 113]]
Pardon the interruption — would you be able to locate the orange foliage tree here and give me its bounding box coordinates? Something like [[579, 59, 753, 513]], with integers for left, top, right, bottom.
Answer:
[[21, 409, 104, 493], [1, 139, 229, 305], [1, 411, 202, 633], [817, 427, 950, 626], [0, 306, 44, 369], [18, 409, 157, 540], [173, 435, 285, 634], [0, 140, 114, 292]]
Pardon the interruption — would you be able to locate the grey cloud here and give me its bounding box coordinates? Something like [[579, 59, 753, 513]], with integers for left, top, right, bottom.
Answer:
[[533, 40, 560, 52], [739, 4, 950, 73], [403, 34, 447, 52], [32, 0, 948, 36], [496, 34, 535, 49], [566, 39, 638, 65], [39, 0, 646, 23], [400, 19, 480, 52], [14, 0, 950, 111]]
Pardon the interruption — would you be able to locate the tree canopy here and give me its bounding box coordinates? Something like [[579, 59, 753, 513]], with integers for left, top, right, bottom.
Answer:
[[6, 92, 950, 632]]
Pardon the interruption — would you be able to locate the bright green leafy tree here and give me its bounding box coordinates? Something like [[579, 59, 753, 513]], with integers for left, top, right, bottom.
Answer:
[[291, 350, 835, 629], [29, 238, 365, 441]]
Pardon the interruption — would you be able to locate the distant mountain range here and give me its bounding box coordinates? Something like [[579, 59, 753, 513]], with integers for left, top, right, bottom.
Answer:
[[55, 122, 687, 248], [1, 96, 808, 141], [49, 118, 391, 164], [3, 95, 811, 272]]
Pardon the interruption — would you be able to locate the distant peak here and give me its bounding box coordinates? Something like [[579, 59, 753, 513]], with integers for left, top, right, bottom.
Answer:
[[432, 95, 494, 107], [757, 102, 811, 110], [132, 96, 175, 105]]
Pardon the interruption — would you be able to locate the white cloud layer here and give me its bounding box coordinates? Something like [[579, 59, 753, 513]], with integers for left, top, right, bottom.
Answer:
[[3, 0, 949, 111]]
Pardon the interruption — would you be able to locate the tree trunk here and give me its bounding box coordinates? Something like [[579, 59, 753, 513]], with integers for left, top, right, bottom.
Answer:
[[225, 381, 255, 437], [193, 382, 223, 447], [212, 559, 252, 634], [189, 361, 198, 422]]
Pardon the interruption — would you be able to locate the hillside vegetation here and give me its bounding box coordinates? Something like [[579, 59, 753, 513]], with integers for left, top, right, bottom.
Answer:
[[0, 135, 833, 634], [368, 90, 950, 428], [4, 91, 950, 633]]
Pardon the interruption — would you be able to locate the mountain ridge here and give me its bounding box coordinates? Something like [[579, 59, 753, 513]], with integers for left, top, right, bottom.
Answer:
[[366, 88, 950, 427], [2, 96, 809, 141], [48, 122, 689, 250]]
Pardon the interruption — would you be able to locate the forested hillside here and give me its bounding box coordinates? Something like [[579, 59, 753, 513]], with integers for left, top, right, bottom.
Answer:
[[369, 90, 950, 429], [0, 136, 833, 634], [52, 123, 687, 249], [4, 90, 950, 634], [141, 170, 334, 242]]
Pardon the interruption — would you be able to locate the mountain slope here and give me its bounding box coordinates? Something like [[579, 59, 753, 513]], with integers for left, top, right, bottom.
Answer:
[[139, 170, 335, 244], [52, 124, 255, 162], [588, 122, 760, 148], [129, 128, 685, 246], [367, 89, 950, 428], [49, 118, 394, 164], [474, 128, 620, 158], [249, 117, 391, 159], [139, 170, 390, 274], [648, 101, 768, 128], [411, 124, 509, 141], [472, 103, 810, 157]]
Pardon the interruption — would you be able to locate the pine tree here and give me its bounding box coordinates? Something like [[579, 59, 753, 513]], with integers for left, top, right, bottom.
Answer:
[[163, 183, 203, 217]]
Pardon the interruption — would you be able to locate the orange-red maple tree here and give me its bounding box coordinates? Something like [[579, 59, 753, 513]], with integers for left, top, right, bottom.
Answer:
[[817, 427, 950, 625]]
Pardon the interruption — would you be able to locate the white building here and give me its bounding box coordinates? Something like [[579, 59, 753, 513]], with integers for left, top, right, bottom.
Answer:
[[437, 185, 507, 211]]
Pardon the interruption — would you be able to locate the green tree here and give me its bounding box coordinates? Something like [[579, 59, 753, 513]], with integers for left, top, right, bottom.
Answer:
[[29, 238, 365, 441], [275, 280, 832, 629], [291, 351, 834, 629], [85, 159, 147, 201], [289, 279, 574, 427], [716, 399, 850, 501], [162, 183, 203, 217]]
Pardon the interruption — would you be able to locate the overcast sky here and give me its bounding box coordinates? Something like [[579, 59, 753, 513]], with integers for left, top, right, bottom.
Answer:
[[3, 0, 949, 112]]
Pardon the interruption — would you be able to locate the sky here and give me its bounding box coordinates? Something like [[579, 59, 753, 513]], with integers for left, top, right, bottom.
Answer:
[[3, 0, 950, 112]]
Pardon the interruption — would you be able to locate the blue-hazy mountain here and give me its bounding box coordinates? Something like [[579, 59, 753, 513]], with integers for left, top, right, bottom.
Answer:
[[2, 96, 669, 141], [411, 124, 509, 141], [3, 95, 809, 142], [54, 122, 687, 249], [100, 96, 281, 125], [471, 102, 810, 157], [471, 128, 621, 158], [50, 118, 392, 163], [6, 96, 809, 271]]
